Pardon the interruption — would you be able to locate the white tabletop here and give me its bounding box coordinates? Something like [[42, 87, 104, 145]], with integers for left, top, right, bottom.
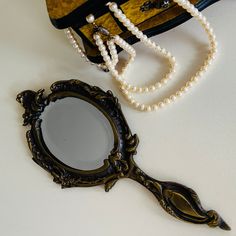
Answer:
[[0, 0, 235, 235]]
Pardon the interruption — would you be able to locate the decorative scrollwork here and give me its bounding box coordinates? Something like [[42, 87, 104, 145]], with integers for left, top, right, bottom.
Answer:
[[16, 89, 46, 126], [17, 79, 230, 230], [109, 152, 129, 177], [17, 80, 138, 190], [129, 161, 230, 230]]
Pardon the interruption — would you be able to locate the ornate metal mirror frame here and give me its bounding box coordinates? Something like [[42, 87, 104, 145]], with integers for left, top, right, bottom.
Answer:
[[16, 80, 230, 231]]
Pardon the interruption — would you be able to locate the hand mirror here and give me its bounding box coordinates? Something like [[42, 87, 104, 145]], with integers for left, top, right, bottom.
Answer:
[[17, 80, 230, 230]]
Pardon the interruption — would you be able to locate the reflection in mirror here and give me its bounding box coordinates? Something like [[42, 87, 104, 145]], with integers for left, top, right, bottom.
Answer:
[[40, 97, 114, 170]]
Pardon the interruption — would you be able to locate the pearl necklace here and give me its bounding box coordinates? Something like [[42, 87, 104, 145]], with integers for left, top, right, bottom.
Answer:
[[65, 0, 218, 112]]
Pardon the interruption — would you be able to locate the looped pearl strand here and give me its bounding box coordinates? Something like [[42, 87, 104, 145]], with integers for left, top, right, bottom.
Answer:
[[65, 1, 218, 112], [93, 29, 177, 93], [105, 1, 218, 112]]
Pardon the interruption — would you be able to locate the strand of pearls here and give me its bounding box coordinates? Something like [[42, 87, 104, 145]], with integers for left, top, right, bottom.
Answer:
[[107, 3, 177, 95], [109, 35, 177, 94], [105, 1, 217, 112], [93, 33, 136, 72], [64, 27, 109, 71], [94, 33, 136, 76]]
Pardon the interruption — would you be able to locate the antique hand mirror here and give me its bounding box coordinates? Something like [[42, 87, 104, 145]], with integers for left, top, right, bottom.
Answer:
[[17, 80, 230, 230]]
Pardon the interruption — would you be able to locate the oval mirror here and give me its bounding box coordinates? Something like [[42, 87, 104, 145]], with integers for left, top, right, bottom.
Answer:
[[40, 97, 114, 170]]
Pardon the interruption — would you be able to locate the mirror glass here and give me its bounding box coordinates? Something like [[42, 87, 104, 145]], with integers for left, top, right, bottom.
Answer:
[[40, 97, 114, 170]]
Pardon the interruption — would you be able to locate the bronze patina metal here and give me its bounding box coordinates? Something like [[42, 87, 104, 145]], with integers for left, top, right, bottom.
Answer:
[[17, 79, 230, 231]]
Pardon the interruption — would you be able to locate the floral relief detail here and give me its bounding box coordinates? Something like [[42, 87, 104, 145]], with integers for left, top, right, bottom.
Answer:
[[16, 89, 46, 126], [17, 80, 138, 190]]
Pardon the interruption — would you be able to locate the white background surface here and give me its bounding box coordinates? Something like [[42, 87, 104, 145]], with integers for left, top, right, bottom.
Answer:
[[0, 1, 235, 236]]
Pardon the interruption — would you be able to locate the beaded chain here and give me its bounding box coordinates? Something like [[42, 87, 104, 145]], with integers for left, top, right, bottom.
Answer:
[[64, 0, 217, 112]]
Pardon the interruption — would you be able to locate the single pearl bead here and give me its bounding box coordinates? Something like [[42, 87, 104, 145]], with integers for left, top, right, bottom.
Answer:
[[126, 84, 131, 90], [122, 81, 128, 86], [138, 88, 143, 93], [191, 76, 199, 83], [132, 28, 139, 34], [124, 19, 131, 26], [170, 95, 177, 101], [176, 91, 183, 97], [123, 90, 129, 95], [186, 81, 194, 87], [101, 50, 108, 56], [152, 105, 159, 111], [113, 35, 119, 41], [119, 14, 126, 22], [191, 9, 199, 16], [181, 86, 189, 93], [161, 48, 167, 55], [108, 2, 118, 11], [155, 45, 162, 51], [178, 0, 186, 6], [93, 34, 100, 41], [171, 56, 176, 63], [156, 82, 162, 88], [98, 45, 106, 52], [140, 104, 145, 111], [112, 70, 119, 78], [103, 55, 110, 62], [158, 102, 165, 108], [135, 102, 140, 108], [150, 85, 156, 91], [70, 39, 76, 44], [132, 86, 137, 92], [146, 106, 152, 112], [136, 32, 143, 39], [196, 71, 203, 77], [86, 14, 95, 24], [116, 9, 123, 16], [164, 98, 171, 104], [161, 78, 168, 84], [207, 27, 214, 34], [166, 52, 172, 57], [127, 95, 132, 100], [141, 35, 148, 41], [149, 41, 156, 48], [96, 40, 103, 46], [66, 34, 73, 39], [128, 24, 135, 31], [200, 66, 207, 72]]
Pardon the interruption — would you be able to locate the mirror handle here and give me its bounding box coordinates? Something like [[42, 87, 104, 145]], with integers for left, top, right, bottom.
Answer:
[[128, 162, 230, 230]]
